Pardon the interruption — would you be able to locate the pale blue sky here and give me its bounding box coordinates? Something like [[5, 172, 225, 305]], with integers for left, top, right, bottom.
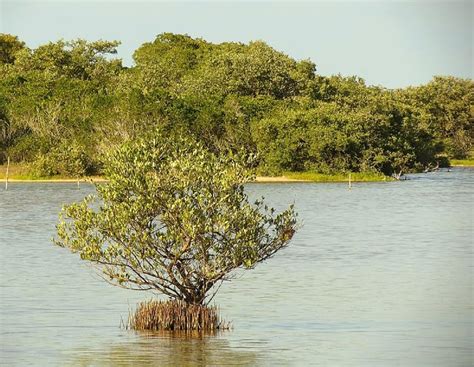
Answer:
[[1, 0, 472, 88]]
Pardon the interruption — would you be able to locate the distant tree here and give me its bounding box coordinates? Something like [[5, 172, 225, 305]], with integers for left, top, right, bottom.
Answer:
[[1, 38, 122, 166], [403, 76, 474, 158], [179, 40, 314, 99], [0, 34, 25, 64], [55, 134, 297, 305]]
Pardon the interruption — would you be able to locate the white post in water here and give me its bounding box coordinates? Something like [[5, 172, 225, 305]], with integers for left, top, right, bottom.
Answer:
[[348, 173, 352, 190], [5, 156, 10, 190]]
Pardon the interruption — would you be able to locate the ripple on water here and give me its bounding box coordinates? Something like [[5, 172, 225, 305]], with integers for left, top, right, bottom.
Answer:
[[0, 169, 473, 366]]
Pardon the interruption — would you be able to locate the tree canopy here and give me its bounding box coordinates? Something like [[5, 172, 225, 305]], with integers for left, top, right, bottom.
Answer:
[[55, 134, 297, 305], [1, 33, 472, 177]]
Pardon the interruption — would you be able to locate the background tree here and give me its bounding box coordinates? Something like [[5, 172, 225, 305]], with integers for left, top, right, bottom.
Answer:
[[0, 38, 121, 169], [402, 76, 474, 158], [0, 34, 25, 64], [1, 33, 472, 176], [55, 133, 297, 305]]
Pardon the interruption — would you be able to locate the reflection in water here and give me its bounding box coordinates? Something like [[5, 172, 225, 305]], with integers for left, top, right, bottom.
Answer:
[[67, 331, 260, 367]]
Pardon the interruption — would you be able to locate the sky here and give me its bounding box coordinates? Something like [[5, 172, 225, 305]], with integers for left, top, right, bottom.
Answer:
[[1, 0, 472, 88]]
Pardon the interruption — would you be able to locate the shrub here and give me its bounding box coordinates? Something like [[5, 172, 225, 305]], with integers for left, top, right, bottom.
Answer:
[[31, 141, 92, 177]]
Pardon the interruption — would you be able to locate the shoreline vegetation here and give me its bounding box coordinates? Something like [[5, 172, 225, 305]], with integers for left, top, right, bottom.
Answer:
[[0, 163, 389, 183], [1, 163, 471, 184], [1, 33, 473, 184], [449, 159, 474, 167]]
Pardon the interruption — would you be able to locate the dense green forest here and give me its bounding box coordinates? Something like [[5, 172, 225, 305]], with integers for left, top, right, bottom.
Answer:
[[0, 33, 472, 178]]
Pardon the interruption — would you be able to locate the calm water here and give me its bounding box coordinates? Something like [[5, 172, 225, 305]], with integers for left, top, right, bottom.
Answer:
[[0, 169, 472, 366]]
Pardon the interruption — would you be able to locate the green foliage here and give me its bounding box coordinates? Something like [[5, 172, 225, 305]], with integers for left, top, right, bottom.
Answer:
[[0, 163, 31, 180], [450, 150, 474, 166], [0, 34, 25, 64], [55, 133, 298, 305], [1, 33, 472, 178], [133, 33, 208, 92], [450, 158, 474, 166], [0, 36, 121, 165], [178, 41, 314, 99], [31, 141, 93, 178], [251, 94, 443, 176], [402, 76, 474, 158], [284, 171, 390, 182], [6, 134, 49, 162]]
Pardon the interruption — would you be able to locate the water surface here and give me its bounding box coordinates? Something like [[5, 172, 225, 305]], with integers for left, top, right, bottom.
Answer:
[[0, 168, 472, 366]]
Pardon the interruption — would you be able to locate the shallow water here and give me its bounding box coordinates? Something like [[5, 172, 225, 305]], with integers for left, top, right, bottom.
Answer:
[[0, 168, 472, 366]]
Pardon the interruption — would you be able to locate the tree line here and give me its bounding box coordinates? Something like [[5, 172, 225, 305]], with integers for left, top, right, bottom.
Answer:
[[1, 33, 472, 178]]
